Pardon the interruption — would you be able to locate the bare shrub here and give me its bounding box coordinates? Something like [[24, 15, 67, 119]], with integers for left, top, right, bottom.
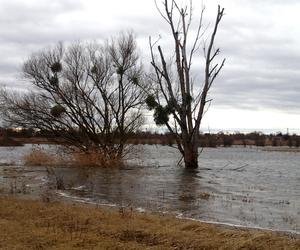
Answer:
[[0, 32, 147, 163]]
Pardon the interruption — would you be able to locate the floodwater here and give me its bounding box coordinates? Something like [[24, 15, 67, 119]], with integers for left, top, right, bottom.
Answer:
[[0, 144, 299, 234]]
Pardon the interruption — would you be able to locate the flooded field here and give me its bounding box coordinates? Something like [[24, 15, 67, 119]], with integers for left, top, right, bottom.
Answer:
[[0, 144, 299, 234]]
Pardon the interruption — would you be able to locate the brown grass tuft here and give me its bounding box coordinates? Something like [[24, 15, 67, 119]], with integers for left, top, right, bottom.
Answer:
[[71, 150, 123, 168], [23, 149, 54, 166], [23, 147, 123, 168]]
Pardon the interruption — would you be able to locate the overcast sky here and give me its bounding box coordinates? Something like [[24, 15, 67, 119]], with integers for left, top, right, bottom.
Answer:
[[0, 0, 300, 132]]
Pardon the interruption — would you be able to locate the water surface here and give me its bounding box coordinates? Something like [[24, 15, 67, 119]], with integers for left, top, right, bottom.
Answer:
[[0, 144, 299, 233]]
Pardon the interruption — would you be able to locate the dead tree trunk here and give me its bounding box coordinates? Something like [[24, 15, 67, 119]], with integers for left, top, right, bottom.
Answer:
[[148, 1, 225, 168]]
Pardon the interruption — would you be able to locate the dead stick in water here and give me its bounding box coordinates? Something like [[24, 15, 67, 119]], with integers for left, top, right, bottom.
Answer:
[[229, 164, 249, 171]]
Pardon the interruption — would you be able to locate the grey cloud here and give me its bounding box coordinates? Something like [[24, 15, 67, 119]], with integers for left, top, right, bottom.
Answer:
[[239, 0, 300, 5], [200, 0, 300, 114], [0, 0, 300, 118], [211, 67, 300, 112], [0, 0, 84, 46], [0, 0, 82, 22]]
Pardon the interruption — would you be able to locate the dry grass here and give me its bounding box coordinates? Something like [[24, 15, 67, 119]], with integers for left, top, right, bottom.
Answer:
[[23, 149, 54, 166], [23, 148, 123, 168], [72, 151, 123, 168], [0, 197, 299, 250]]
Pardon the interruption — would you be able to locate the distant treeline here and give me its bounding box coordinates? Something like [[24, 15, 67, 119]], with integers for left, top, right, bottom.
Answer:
[[1, 128, 300, 148]]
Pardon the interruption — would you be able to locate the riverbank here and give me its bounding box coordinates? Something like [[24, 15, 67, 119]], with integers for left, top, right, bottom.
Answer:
[[2, 132, 300, 148], [0, 197, 299, 249]]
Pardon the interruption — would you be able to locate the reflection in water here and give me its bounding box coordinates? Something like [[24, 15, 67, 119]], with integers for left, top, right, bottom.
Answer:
[[0, 144, 299, 233], [177, 169, 200, 211]]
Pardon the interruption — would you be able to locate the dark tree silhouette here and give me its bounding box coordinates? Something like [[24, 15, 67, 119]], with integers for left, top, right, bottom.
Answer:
[[147, 0, 225, 168], [0, 32, 147, 163]]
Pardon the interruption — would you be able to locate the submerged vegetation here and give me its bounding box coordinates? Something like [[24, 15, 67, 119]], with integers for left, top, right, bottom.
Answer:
[[23, 147, 123, 168]]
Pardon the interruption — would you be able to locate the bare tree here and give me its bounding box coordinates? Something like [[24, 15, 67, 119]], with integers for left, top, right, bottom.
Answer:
[[0, 32, 146, 164], [147, 0, 225, 168]]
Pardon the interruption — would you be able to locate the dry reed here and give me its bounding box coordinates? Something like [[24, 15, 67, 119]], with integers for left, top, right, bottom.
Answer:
[[23, 149, 53, 166], [72, 150, 123, 168], [23, 147, 123, 168]]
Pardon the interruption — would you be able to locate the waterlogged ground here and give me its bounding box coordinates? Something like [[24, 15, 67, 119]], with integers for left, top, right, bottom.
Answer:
[[0, 144, 299, 234]]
